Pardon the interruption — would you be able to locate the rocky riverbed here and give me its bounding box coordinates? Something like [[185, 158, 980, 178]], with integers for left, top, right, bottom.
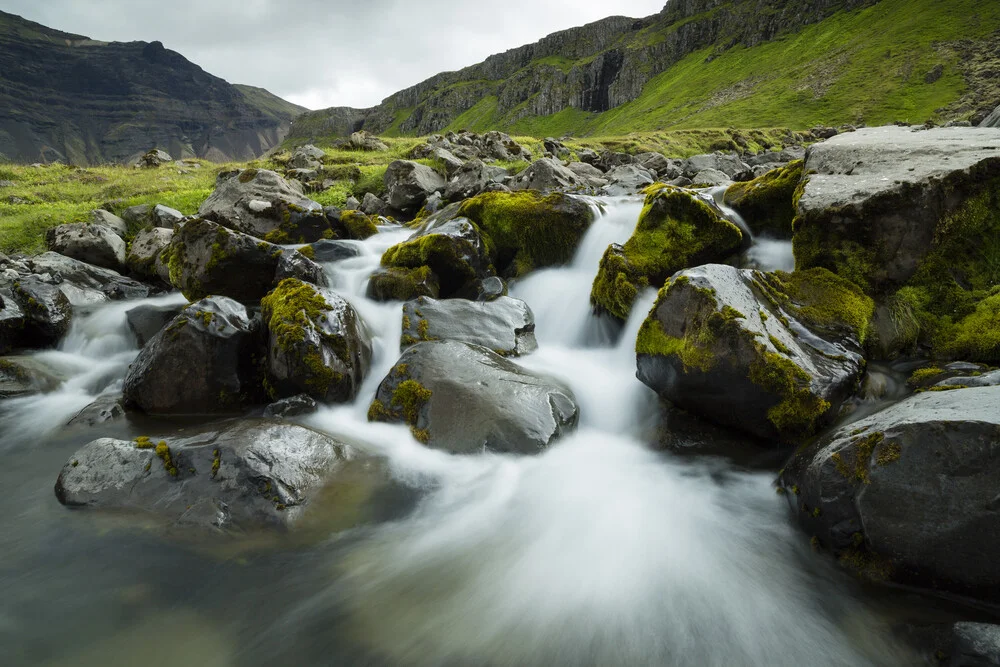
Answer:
[[2, 125, 1000, 666]]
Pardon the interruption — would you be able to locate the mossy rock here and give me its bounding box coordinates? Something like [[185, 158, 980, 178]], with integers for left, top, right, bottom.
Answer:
[[338, 210, 379, 240], [591, 186, 745, 321], [723, 160, 803, 237], [261, 278, 372, 403], [636, 264, 867, 443], [380, 218, 493, 298], [457, 190, 594, 277], [366, 266, 440, 302]]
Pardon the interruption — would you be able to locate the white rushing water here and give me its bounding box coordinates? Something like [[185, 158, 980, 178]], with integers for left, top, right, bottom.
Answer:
[[295, 201, 909, 666], [0, 291, 187, 447]]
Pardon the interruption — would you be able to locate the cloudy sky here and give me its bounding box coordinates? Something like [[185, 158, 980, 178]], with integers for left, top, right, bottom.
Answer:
[[5, 0, 666, 110]]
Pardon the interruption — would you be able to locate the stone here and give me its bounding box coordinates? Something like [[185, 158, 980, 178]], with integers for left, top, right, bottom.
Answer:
[[637, 264, 869, 442], [443, 159, 508, 202], [368, 340, 578, 454], [198, 168, 323, 238], [136, 148, 172, 168], [0, 295, 27, 354], [275, 249, 329, 287], [510, 158, 586, 192], [566, 161, 609, 188], [366, 267, 441, 302], [400, 296, 536, 356], [125, 302, 186, 347], [691, 168, 732, 186], [981, 104, 1000, 128], [122, 296, 263, 415], [261, 279, 372, 403], [601, 164, 655, 196], [11, 275, 73, 346], [27, 252, 150, 301], [383, 160, 446, 213], [121, 204, 151, 227], [45, 223, 127, 271], [263, 394, 319, 419], [360, 192, 388, 216], [67, 393, 126, 428], [0, 355, 61, 398], [125, 227, 173, 283], [781, 386, 1000, 600], [89, 209, 128, 238], [949, 622, 1000, 666], [151, 204, 184, 228], [308, 239, 361, 263], [349, 131, 388, 152]]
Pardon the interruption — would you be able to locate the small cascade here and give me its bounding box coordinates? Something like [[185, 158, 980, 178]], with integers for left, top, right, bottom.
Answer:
[[705, 184, 796, 273]]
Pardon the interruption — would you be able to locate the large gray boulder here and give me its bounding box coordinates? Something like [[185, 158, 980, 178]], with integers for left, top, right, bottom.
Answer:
[[368, 340, 578, 454], [125, 302, 186, 347], [89, 209, 128, 238], [27, 252, 150, 302], [151, 204, 184, 229], [45, 223, 126, 271], [400, 296, 536, 356], [566, 161, 609, 188], [261, 279, 372, 403], [684, 152, 750, 179], [510, 158, 585, 192], [198, 168, 323, 238], [780, 386, 1000, 600], [164, 218, 285, 303], [10, 275, 73, 346], [54, 420, 377, 532], [122, 296, 263, 415], [636, 264, 869, 443], [793, 126, 1000, 290], [384, 160, 446, 212], [443, 159, 508, 202], [601, 164, 655, 196], [126, 227, 173, 283]]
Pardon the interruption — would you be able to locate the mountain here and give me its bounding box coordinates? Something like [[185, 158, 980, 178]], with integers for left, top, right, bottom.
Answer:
[[289, 0, 1000, 141], [0, 11, 307, 165]]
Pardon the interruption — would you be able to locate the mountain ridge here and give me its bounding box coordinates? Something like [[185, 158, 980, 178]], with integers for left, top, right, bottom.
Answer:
[[0, 10, 307, 165]]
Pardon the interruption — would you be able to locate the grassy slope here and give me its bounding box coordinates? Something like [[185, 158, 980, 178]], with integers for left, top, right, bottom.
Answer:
[[391, 0, 1000, 137], [234, 84, 308, 121]]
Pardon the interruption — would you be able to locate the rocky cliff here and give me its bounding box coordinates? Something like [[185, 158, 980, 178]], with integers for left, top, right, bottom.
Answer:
[[0, 11, 307, 165], [290, 0, 999, 139]]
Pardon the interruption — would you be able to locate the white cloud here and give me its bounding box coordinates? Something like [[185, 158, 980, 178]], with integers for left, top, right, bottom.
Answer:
[[3, 0, 666, 109]]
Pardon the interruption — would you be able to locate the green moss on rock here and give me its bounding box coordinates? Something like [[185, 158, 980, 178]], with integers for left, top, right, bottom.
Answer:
[[760, 268, 875, 345], [340, 210, 379, 240], [724, 160, 803, 237]]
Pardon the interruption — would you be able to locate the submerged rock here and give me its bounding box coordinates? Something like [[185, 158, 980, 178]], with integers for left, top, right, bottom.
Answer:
[[122, 296, 262, 415], [368, 340, 578, 454], [67, 393, 126, 427], [591, 185, 745, 321], [54, 420, 369, 532], [400, 296, 536, 356], [261, 278, 372, 403], [780, 386, 1000, 600], [636, 264, 870, 442]]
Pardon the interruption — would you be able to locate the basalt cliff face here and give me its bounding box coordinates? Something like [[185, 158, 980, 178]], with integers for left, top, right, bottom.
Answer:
[[0, 11, 306, 165], [290, 0, 999, 139]]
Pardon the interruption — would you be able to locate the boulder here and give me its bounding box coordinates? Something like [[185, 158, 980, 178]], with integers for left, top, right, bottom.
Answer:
[[163, 218, 285, 303], [360, 192, 389, 217], [275, 248, 328, 287], [366, 266, 441, 302], [634, 152, 679, 178], [443, 159, 508, 202], [0, 355, 61, 398], [947, 623, 1000, 666], [66, 393, 125, 428], [121, 204, 151, 227], [136, 149, 172, 168], [576, 148, 599, 165], [543, 137, 570, 158], [591, 186, 745, 321], [125, 227, 173, 283], [601, 164, 655, 196], [691, 168, 732, 186], [684, 153, 749, 179], [383, 160, 446, 213], [933, 368, 1000, 389], [457, 190, 594, 277], [780, 386, 1000, 599], [400, 296, 536, 356], [595, 151, 637, 171], [636, 264, 871, 442], [126, 302, 186, 347], [509, 158, 586, 193], [54, 421, 370, 532], [89, 209, 128, 238], [431, 147, 464, 175], [981, 104, 1000, 128], [288, 151, 321, 170], [337, 210, 379, 240], [261, 279, 372, 403], [349, 132, 388, 152], [294, 144, 326, 160], [308, 239, 361, 263], [368, 340, 578, 453], [151, 204, 184, 229], [263, 394, 318, 419], [723, 160, 804, 238], [11, 276, 73, 346], [27, 252, 149, 302], [122, 296, 262, 415], [566, 162, 608, 188], [198, 169, 323, 238], [380, 215, 493, 298], [45, 223, 126, 271]]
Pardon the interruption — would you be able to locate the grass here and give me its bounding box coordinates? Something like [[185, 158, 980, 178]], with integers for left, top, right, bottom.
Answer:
[[0, 161, 229, 254]]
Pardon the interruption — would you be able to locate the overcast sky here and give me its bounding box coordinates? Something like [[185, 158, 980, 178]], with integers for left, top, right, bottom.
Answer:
[[4, 0, 666, 110]]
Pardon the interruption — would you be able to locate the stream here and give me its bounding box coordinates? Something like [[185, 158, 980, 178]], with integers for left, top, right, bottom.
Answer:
[[0, 196, 946, 665]]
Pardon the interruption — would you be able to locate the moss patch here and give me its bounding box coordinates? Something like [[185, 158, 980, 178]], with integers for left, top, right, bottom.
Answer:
[[368, 266, 440, 302], [724, 160, 803, 237], [381, 228, 484, 297], [760, 267, 875, 345], [340, 210, 379, 240]]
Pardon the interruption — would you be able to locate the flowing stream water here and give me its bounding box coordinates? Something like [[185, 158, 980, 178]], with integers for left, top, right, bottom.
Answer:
[[0, 197, 938, 665]]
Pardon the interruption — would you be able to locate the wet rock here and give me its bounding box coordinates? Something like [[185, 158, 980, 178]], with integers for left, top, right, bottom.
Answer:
[[723, 160, 804, 237], [475, 276, 507, 302], [45, 223, 127, 271], [163, 218, 285, 303], [67, 393, 126, 427], [308, 239, 361, 262], [934, 369, 1000, 388], [384, 160, 446, 213], [781, 386, 1000, 600], [125, 302, 186, 347], [0, 294, 26, 354], [198, 168, 323, 238], [151, 204, 184, 229], [637, 264, 869, 442], [509, 157, 586, 193], [0, 355, 61, 398], [261, 279, 372, 403], [366, 266, 441, 302], [54, 420, 364, 532], [947, 622, 1000, 666], [275, 248, 329, 287], [401, 295, 536, 356], [11, 275, 73, 346], [263, 394, 318, 419], [28, 252, 150, 301], [368, 340, 578, 454], [125, 227, 173, 283], [89, 209, 128, 238], [122, 296, 262, 415], [591, 186, 745, 321]]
